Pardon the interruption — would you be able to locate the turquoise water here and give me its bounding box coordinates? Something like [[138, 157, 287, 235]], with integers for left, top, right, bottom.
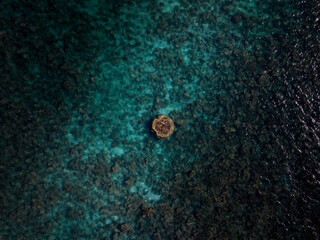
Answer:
[[1, 0, 319, 239]]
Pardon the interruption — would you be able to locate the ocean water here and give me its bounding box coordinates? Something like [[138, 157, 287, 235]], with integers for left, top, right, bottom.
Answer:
[[0, 0, 319, 239]]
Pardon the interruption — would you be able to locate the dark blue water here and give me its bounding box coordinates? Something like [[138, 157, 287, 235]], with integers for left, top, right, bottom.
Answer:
[[1, 0, 319, 239]]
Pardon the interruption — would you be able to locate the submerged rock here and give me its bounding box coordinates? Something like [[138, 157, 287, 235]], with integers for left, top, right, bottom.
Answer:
[[152, 114, 175, 139]]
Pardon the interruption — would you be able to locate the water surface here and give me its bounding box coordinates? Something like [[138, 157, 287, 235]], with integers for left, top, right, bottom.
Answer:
[[0, 0, 319, 239]]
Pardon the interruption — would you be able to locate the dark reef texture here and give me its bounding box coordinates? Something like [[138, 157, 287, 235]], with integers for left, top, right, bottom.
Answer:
[[0, 0, 319, 239]]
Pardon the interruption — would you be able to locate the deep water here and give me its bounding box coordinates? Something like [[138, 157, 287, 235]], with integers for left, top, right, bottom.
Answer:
[[1, 0, 319, 239]]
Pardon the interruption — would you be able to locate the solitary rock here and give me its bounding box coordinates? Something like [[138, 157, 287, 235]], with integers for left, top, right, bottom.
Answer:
[[152, 115, 175, 139]]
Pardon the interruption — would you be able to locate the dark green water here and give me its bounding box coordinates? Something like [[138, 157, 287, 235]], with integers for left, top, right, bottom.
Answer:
[[1, 0, 319, 239]]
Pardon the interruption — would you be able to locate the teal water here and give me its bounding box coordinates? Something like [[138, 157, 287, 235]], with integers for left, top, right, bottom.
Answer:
[[1, 0, 319, 239]]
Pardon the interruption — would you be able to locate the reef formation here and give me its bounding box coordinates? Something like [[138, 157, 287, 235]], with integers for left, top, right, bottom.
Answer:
[[152, 115, 175, 139]]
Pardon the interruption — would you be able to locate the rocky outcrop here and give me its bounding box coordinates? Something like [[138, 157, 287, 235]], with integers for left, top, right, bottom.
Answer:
[[152, 115, 175, 139]]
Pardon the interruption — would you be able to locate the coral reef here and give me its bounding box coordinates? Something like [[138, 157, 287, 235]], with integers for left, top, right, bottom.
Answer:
[[1, 0, 319, 239], [152, 114, 175, 139]]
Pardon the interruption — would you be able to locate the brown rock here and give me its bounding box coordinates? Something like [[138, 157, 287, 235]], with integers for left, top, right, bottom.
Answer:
[[152, 115, 175, 139]]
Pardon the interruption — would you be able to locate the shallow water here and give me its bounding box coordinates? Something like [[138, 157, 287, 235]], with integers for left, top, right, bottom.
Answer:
[[1, 0, 319, 239]]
